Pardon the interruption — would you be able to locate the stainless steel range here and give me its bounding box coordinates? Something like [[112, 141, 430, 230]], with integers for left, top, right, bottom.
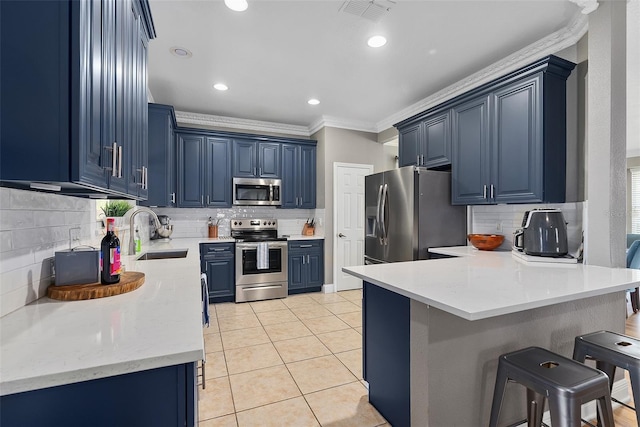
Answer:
[[231, 219, 288, 303]]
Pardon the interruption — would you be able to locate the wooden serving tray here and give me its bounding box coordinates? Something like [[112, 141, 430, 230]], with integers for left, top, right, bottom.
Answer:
[[47, 271, 145, 301]]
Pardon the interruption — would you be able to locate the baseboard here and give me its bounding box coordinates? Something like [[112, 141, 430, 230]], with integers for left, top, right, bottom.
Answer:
[[322, 283, 335, 293], [515, 378, 631, 426]]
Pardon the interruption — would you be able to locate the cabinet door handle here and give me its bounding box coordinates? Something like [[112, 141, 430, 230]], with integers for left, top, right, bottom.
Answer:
[[143, 167, 148, 189], [253, 167, 257, 176], [300, 244, 312, 248], [171, 192, 176, 203], [416, 155, 420, 165], [207, 195, 210, 205], [111, 142, 118, 177], [259, 167, 262, 176], [302, 255, 305, 265], [307, 254, 310, 264], [421, 155, 425, 165], [483, 184, 487, 199], [201, 195, 204, 205], [117, 145, 123, 178], [490, 184, 495, 199]]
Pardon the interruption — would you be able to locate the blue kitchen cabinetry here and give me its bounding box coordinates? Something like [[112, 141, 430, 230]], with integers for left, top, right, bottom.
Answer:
[[200, 243, 235, 303], [141, 104, 177, 207], [398, 112, 451, 169], [396, 55, 575, 205], [0, 362, 197, 427], [176, 131, 232, 208], [288, 240, 323, 294], [233, 140, 281, 178], [0, 0, 155, 199], [281, 143, 317, 209]]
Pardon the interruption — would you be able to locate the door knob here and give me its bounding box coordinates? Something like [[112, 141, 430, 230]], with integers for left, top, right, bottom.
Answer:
[[338, 233, 346, 238]]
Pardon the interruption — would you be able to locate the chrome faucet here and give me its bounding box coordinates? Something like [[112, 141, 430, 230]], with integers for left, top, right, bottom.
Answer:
[[126, 206, 161, 255]]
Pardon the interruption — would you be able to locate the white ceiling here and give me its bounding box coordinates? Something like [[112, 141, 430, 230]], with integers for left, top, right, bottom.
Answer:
[[147, 0, 580, 133]]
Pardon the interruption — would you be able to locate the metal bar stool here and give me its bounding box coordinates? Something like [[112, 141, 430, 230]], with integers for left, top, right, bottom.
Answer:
[[489, 346, 614, 427], [573, 330, 640, 426]]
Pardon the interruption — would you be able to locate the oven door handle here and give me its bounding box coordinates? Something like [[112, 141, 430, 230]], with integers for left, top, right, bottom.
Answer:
[[236, 242, 288, 249]]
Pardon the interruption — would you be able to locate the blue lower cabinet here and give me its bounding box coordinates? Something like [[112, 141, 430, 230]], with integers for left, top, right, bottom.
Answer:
[[288, 240, 323, 294], [363, 282, 410, 427], [0, 362, 198, 427], [200, 243, 235, 303]]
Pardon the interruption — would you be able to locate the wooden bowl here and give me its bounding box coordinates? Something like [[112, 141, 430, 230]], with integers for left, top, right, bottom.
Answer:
[[467, 234, 505, 251]]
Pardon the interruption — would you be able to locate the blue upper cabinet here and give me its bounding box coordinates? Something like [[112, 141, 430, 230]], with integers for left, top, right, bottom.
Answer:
[[176, 133, 206, 208], [232, 140, 281, 178], [0, 0, 155, 198], [397, 55, 575, 205], [398, 112, 452, 169], [281, 142, 316, 209], [141, 104, 177, 207], [205, 137, 232, 207]]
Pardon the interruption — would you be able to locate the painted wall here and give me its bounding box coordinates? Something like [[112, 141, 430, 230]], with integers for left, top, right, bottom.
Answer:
[[313, 127, 386, 284]]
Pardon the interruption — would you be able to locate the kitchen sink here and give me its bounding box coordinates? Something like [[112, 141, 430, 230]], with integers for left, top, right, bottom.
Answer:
[[136, 249, 188, 260]]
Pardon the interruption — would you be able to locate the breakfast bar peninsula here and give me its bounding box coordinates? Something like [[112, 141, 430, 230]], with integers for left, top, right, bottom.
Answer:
[[343, 247, 640, 426]]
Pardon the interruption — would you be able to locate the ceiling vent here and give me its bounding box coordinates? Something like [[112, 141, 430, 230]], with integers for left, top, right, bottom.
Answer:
[[339, 0, 396, 22]]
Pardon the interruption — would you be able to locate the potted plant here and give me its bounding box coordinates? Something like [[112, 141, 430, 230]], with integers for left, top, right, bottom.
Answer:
[[100, 201, 133, 231]]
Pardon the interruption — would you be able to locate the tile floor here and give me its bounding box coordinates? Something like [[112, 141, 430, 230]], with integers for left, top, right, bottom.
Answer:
[[199, 290, 389, 427]]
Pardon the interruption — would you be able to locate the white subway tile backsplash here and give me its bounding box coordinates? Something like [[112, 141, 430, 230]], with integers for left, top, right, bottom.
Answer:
[[0, 188, 95, 317]]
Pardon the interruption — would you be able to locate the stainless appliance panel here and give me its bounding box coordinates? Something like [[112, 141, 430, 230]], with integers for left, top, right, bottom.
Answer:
[[233, 177, 281, 206], [382, 167, 417, 262], [236, 282, 287, 303], [364, 172, 385, 264]]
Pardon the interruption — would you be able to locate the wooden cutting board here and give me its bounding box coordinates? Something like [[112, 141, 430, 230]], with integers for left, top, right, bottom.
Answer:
[[47, 271, 145, 301]]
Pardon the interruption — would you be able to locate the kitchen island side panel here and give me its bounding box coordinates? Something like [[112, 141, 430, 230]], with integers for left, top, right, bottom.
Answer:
[[364, 282, 411, 427], [409, 291, 625, 426]]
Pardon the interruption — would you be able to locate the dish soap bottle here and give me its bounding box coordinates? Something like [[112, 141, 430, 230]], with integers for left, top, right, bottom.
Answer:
[[135, 227, 141, 254], [100, 218, 121, 284]]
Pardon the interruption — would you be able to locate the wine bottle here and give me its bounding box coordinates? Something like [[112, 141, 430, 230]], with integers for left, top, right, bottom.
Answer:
[[100, 218, 121, 284]]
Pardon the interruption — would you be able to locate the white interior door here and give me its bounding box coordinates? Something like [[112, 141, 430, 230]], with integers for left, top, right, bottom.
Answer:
[[334, 162, 374, 291]]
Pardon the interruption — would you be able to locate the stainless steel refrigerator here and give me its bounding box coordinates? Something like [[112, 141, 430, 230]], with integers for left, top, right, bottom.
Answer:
[[364, 166, 467, 264]]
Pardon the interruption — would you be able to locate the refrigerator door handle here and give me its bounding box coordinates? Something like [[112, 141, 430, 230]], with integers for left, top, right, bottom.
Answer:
[[376, 184, 384, 245], [380, 183, 389, 245]]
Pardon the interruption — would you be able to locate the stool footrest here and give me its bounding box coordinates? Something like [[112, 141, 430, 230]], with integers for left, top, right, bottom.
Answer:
[[611, 396, 636, 411]]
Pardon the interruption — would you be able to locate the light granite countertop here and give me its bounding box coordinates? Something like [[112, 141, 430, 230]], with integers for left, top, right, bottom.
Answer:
[[343, 245, 640, 321], [0, 237, 211, 396]]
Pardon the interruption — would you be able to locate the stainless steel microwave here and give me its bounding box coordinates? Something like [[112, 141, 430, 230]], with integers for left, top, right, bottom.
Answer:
[[233, 177, 281, 206]]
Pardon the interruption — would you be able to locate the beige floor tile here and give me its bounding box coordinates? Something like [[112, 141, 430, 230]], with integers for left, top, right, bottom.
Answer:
[[354, 326, 363, 335], [224, 342, 283, 375], [305, 382, 386, 427], [235, 396, 319, 427], [316, 328, 362, 353], [352, 298, 363, 307], [263, 320, 314, 342], [221, 326, 270, 350], [255, 308, 298, 325], [302, 315, 351, 335], [324, 301, 361, 315], [310, 292, 348, 304], [282, 294, 320, 308], [287, 354, 357, 394], [290, 304, 333, 320], [338, 289, 363, 301], [199, 414, 237, 427], [199, 377, 235, 421], [229, 365, 301, 412], [337, 311, 362, 328], [215, 302, 255, 318], [204, 351, 228, 379], [205, 333, 223, 353], [249, 298, 288, 313], [218, 313, 260, 332], [273, 335, 331, 363], [203, 318, 220, 334], [335, 349, 363, 379]]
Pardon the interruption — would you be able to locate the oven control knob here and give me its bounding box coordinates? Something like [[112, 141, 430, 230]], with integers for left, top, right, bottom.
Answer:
[[239, 221, 242, 225], [233, 221, 237, 225]]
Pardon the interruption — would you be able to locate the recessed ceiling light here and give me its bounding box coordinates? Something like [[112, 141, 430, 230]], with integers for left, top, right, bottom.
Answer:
[[170, 46, 192, 58], [367, 35, 387, 48], [225, 0, 248, 12], [308, 99, 320, 105], [214, 83, 229, 91]]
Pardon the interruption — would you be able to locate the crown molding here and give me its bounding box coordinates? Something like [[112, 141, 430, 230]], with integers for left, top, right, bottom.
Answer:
[[568, 0, 599, 14], [309, 116, 378, 135], [175, 111, 311, 137], [375, 12, 589, 132]]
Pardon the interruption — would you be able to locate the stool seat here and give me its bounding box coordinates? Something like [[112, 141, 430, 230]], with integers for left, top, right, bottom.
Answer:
[[573, 331, 640, 425], [489, 346, 614, 427]]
